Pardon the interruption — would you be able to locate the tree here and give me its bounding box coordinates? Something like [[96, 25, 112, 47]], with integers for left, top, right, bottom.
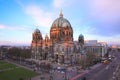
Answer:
[[86, 52, 96, 67], [8, 47, 31, 61]]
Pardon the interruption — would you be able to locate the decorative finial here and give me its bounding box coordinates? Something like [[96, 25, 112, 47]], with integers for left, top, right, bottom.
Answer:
[[45, 33, 49, 37], [35, 25, 39, 29], [45, 33, 49, 39], [59, 9, 63, 17], [46, 33, 48, 36]]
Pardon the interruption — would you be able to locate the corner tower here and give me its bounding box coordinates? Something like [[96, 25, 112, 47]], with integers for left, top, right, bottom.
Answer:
[[31, 28, 43, 60], [78, 34, 84, 49]]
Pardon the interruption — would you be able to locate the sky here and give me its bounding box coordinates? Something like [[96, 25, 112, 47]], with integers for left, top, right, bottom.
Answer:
[[0, 0, 120, 46]]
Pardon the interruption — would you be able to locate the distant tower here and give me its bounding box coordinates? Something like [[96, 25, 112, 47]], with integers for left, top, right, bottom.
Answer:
[[78, 34, 84, 49], [31, 28, 43, 60]]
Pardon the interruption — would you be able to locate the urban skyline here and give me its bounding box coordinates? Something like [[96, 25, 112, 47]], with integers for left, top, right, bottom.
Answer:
[[0, 0, 120, 46]]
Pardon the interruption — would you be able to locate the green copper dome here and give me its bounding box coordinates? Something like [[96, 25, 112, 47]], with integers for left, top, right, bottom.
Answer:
[[51, 10, 72, 29]]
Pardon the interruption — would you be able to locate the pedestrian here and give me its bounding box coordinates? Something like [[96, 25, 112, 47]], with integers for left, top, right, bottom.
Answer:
[[63, 75, 64, 79]]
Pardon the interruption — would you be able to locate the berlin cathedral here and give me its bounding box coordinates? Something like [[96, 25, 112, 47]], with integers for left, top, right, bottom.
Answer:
[[31, 10, 84, 64]]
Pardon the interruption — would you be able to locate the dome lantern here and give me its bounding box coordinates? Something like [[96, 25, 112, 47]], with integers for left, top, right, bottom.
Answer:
[[59, 9, 63, 17], [34, 28, 40, 33]]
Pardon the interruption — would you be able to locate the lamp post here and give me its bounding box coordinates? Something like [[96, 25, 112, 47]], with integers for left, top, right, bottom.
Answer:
[[81, 50, 87, 69], [50, 66, 54, 80], [65, 69, 67, 80], [64, 66, 68, 80]]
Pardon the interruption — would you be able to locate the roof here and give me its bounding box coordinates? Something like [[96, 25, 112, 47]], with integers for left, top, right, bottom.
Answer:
[[51, 10, 72, 29]]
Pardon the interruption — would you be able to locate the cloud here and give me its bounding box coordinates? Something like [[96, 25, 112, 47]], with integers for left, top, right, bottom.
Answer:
[[25, 5, 54, 28], [0, 24, 6, 29], [0, 24, 33, 46], [53, 0, 81, 8], [53, 0, 68, 8], [80, 0, 120, 36], [0, 40, 30, 46], [81, 26, 96, 34], [15, 0, 55, 28], [89, 0, 120, 24], [0, 24, 31, 31]]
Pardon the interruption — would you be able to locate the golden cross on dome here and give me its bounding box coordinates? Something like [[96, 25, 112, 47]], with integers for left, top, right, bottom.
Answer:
[[35, 25, 39, 29], [59, 9, 63, 17]]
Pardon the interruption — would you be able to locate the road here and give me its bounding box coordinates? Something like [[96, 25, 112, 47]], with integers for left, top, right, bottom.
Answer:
[[80, 50, 120, 80]]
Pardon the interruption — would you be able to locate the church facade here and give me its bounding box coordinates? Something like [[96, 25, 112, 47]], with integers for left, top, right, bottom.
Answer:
[[31, 11, 84, 64]]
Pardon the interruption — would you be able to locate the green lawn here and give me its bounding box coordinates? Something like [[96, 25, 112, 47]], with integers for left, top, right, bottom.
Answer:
[[0, 60, 39, 80], [0, 62, 17, 70]]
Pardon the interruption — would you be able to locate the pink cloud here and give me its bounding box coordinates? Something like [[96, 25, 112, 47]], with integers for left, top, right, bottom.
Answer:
[[0, 40, 30, 46], [0, 24, 30, 31], [25, 5, 54, 28], [89, 0, 120, 24], [53, 0, 80, 8], [0, 24, 6, 29]]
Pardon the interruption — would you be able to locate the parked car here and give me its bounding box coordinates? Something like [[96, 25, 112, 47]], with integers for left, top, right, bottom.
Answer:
[[103, 60, 109, 64]]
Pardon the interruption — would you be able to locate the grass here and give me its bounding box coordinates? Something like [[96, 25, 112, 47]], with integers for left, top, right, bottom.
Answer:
[[0, 63, 17, 70], [0, 68, 39, 80], [0, 60, 39, 80]]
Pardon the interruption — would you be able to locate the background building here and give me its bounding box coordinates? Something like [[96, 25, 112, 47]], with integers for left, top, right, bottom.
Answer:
[[84, 40, 108, 57]]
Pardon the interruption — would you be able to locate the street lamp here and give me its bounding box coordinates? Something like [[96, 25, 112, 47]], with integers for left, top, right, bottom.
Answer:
[[63, 65, 68, 80], [50, 67, 54, 80], [63, 68, 67, 80]]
